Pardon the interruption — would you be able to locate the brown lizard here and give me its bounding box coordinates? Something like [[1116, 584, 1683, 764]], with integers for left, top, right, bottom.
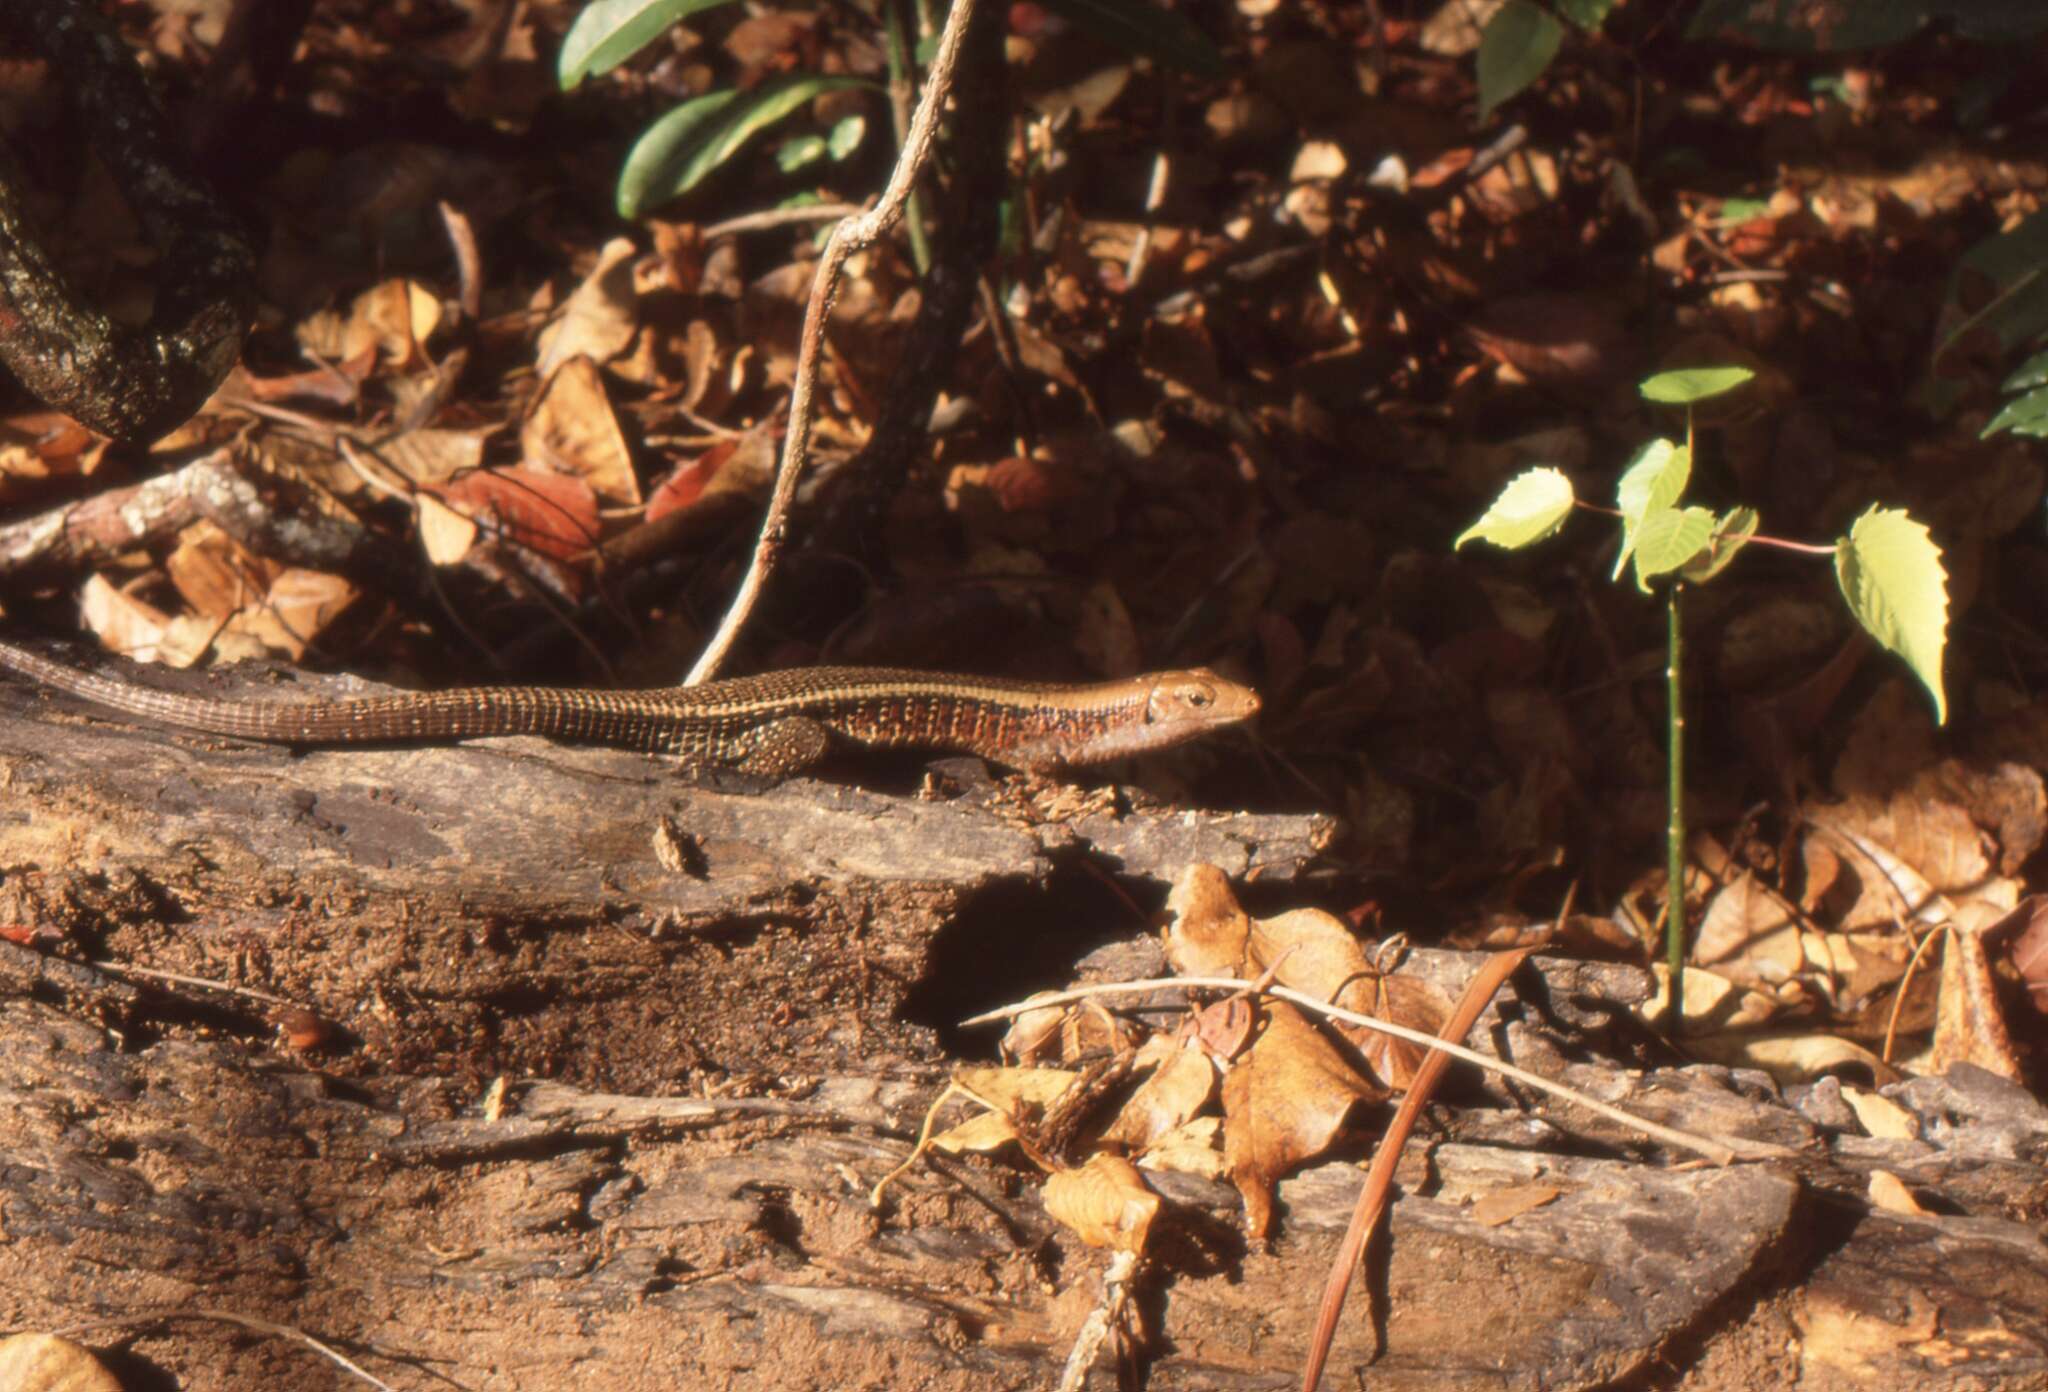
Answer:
[[0, 639, 1260, 777]]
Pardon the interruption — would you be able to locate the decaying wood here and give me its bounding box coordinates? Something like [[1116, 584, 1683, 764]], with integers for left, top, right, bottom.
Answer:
[[0, 0, 254, 443], [2, 681, 2046, 1390]]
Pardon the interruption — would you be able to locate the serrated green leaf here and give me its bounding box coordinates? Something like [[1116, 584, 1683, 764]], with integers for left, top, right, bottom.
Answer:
[[1640, 365, 1756, 404], [616, 75, 875, 218], [1612, 439, 1688, 580], [1679, 505, 1759, 582], [1631, 505, 1715, 589], [1835, 507, 1949, 724], [2000, 348, 2048, 392], [1455, 467, 1575, 551], [1477, 1, 1565, 120], [1037, 0, 1227, 76], [559, 0, 740, 90], [1981, 385, 2048, 439]]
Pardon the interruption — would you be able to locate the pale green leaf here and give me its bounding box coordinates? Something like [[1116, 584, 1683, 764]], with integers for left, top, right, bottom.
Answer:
[[1835, 507, 1949, 724], [1612, 438, 1688, 580], [559, 0, 740, 90], [1631, 505, 1715, 588], [1477, 1, 1565, 120], [776, 134, 826, 173], [827, 114, 865, 161], [1455, 467, 1575, 551], [1679, 505, 1759, 583], [1640, 366, 1756, 404]]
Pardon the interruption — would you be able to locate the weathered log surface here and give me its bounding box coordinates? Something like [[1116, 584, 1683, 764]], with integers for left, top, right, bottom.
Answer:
[[1, 679, 2045, 1390]]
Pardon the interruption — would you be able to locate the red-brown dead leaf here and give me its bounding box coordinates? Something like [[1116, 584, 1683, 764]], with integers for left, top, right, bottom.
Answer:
[[438, 467, 601, 566], [1101, 1044, 1217, 1153]]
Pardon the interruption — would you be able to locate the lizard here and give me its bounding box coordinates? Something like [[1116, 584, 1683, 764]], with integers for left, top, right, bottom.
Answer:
[[0, 638, 1260, 777]]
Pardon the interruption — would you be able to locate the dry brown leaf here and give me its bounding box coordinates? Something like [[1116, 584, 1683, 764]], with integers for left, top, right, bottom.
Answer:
[[1221, 1002, 1382, 1239], [523, 354, 641, 506], [373, 427, 492, 488], [1135, 1116, 1227, 1180], [535, 237, 640, 380], [1469, 1182, 1562, 1227], [417, 491, 481, 565], [2000, 895, 2048, 1014], [228, 569, 360, 662], [1101, 1043, 1217, 1152], [165, 523, 277, 619], [1162, 863, 1252, 978], [1931, 905, 2025, 1081], [1042, 1153, 1161, 1254], [298, 278, 442, 370], [1866, 1169, 1928, 1216], [1840, 1086, 1919, 1140], [78, 574, 212, 668], [0, 1333, 122, 1392], [933, 1066, 1080, 1156]]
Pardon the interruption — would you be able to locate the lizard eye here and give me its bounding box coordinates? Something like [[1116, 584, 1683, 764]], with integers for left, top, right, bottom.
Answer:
[[1186, 684, 1214, 709]]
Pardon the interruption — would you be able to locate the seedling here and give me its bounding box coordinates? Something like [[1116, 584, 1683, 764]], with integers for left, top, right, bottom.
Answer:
[[1457, 366, 1949, 1022]]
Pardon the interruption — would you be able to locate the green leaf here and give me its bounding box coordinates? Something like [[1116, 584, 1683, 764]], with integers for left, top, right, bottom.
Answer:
[[1715, 197, 1770, 222], [1835, 507, 1949, 724], [1036, 0, 1227, 76], [1640, 365, 1756, 404], [616, 75, 875, 218], [775, 133, 826, 173], [1612, 438, 1689, 580], [1924, 210, 2048, 416], [1679, 505, 1759, 583], [1982, 385, 2048, 439], [558, 0, 740, 90], [1454, 467, 1575, 551], [1632, 506, 1715, 588], [2000, 348, 2048, 392], [827, 114, 865, 161], [1477, 1, 1565, 120], [1555, 0, 1616, 28]]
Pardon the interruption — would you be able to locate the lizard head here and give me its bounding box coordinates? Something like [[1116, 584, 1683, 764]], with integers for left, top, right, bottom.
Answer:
[[1144, 668, 1261, 734]]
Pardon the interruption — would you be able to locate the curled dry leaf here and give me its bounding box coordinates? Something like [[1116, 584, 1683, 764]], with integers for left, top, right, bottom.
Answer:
[[0, 1333, 122, 1392], [1221, 1001, 1383, 1239], [1867, 1170, 1929, 1216], [1043, 1154, 1161, 1254]]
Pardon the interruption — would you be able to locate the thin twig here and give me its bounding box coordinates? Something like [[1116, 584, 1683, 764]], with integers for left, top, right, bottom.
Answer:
[[85, 959, 293, 1008], [963, 976, 1798, 1163], [1300, 948, 1530, 1392], [54, 1307, 398, 1391], [685, 0, 979, 683]]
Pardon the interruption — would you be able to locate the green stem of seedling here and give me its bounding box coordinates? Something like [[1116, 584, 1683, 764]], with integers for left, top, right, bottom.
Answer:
[[883, 0, 932, 275], [1665, 576, 1686, 1031]]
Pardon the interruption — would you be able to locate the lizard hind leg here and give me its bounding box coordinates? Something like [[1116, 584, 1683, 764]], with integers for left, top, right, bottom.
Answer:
[[732, 715, 833, 777]]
